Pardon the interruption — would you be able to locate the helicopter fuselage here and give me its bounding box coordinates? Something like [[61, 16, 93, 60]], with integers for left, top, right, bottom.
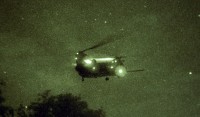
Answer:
[[75, 53, 127, 79]]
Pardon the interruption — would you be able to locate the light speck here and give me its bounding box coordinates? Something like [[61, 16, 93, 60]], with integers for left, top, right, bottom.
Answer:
[[189, 71, 192, 75], [3, 71, 7, 74], [25, 106, 28, 109], [198, 14, 200, 17], [104, 21, 107, 23]]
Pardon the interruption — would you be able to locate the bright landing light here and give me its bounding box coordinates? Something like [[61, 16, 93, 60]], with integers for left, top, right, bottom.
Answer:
[[84, 59, 92, 64], [115, 66, 127, 77], [118, 69, 123, 73]]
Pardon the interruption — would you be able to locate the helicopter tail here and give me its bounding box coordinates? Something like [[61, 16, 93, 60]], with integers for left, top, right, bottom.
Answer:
[[127, 69, 144, 72]]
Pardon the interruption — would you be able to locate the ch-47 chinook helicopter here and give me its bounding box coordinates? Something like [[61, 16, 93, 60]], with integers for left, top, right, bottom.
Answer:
[[74, 35, 144, 81]]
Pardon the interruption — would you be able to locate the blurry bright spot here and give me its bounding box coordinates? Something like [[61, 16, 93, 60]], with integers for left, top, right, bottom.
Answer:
[[95, 58, 114, 61], [120, 28, 124, 31], [72, 63, 77, 66], [119, 69, 123, 73], [84, 59, 92, 64], [25, 106, 28, 109], [75, 57, 77, 60], [104, 21, 107, 23], [198, 14, 200, 17], [115, 66, 127, 77], [92, 67, 96, 70], [76, 52, 79, 55], [114, 60, 117, 63], [189, 72, 192, 75], [110, 66, 114, 69]]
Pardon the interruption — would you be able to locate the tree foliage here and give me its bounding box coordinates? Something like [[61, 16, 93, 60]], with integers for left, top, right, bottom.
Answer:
[[18, 90, 105, 117], [0, 80, 14, 117]]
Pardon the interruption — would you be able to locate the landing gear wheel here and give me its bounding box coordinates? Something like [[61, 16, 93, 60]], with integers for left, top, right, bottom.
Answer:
[[105, 77, 109, 81]]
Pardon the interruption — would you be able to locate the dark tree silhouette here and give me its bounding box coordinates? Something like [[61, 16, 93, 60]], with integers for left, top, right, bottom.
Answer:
[[18, 90, 105, 117], [0, 80, 14, 117]]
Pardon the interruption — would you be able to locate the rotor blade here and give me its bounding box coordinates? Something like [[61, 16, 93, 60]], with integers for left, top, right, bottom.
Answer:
[[127, 69, 144, 72], [80, 34, 124, 52]]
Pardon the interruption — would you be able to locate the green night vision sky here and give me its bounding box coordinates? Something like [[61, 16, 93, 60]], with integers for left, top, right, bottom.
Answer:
[[0, 0, 200, 116]]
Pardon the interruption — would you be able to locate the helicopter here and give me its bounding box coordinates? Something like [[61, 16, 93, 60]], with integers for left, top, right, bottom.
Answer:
[[74, 35, 144, 81]]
